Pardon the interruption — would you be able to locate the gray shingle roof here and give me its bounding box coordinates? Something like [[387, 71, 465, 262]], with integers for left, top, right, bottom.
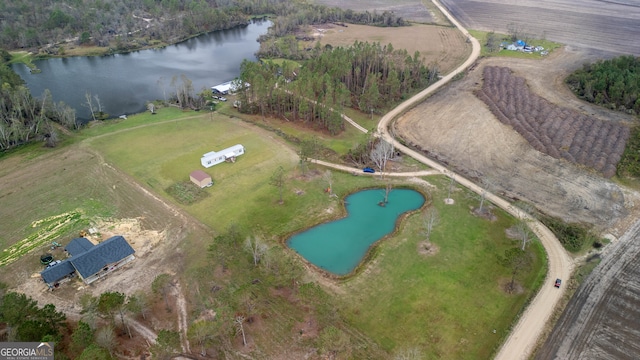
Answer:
[[70, 236, 135, 279], [40, 260, 76, 284], [65, 237, 94, 256]]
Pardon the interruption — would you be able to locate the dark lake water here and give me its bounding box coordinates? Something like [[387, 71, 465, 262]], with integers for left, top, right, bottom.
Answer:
[[287, 188, 425, 276], [11, 20, 270, 120]]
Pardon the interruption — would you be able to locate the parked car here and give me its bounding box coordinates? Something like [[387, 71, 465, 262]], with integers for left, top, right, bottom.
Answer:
[[219, 97, 227, 102], [363, 167, 375, 173], [554, 278, 562, 288], [212, 96, 219, 100]]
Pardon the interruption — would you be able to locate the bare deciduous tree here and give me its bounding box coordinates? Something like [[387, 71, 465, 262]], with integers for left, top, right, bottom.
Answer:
[[370, 138, 394, 176], [245, 235, 268, 267], [394, 347, 423, 360], [446, 174, 456, 201], [323, 170, 335, 196], [95, 325, 117, 358], [84, 91, 96, 121], [423, 207, 439, 241], [235, 315, 246, 347], [514, 219, 536, 250], [498, 248, 532, 293], [477, 177, 495, 214]]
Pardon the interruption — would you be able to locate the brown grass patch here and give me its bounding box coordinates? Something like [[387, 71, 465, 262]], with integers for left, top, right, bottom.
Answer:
[[308, 23, 471, 74], [417, 240, 439, 257]]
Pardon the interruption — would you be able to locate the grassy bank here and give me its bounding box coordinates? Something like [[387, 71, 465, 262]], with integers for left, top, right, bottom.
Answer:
[[338, 176, 547, 358]]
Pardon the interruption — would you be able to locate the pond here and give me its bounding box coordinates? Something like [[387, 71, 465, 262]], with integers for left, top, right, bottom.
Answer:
[[11, 20, 271, 120], [287, 188, 425, 276]]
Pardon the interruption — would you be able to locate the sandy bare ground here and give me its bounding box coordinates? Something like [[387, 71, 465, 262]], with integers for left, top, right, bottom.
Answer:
[[378, 4, 608, 359], [395, 48, 635, 230]]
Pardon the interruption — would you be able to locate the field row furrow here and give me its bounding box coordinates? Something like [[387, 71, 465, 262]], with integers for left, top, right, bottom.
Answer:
[[476, 66, 629, 177]]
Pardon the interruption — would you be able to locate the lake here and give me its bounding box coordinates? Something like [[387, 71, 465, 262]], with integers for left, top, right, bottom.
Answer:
[[287, 188, 425, 276], [11, 20, 271, 120]]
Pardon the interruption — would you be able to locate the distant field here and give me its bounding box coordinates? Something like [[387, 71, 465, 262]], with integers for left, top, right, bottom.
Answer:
[[440, 0, 640, 55], [312, 0, 436, 23], [314, 23, 471, 74]]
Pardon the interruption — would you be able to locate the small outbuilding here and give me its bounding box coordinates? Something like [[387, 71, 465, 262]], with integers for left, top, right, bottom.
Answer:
[[190, 170, 213, 188]]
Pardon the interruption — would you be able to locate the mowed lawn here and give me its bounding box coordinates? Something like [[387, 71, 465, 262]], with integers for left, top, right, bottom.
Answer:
[[338, 176, 546, 359], [89, 113, 304, 232]]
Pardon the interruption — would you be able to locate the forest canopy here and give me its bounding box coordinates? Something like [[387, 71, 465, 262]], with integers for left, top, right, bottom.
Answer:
[[237, 41, 436, 134], [566, 55, 640, 114], [0, 0, 407, 54]]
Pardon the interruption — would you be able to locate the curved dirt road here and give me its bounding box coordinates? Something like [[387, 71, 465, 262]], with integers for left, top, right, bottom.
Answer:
[[372, 1, 573, 359]]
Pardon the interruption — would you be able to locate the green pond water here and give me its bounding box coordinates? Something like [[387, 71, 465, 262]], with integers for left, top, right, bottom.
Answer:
[[287, 188, 425, 275]]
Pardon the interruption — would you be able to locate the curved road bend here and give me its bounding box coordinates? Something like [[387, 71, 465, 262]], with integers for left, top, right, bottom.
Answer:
[[361, 0, 572, 358]]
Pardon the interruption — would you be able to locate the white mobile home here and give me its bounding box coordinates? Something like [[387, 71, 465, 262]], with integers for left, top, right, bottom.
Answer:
[[201, 144, 245, 168]]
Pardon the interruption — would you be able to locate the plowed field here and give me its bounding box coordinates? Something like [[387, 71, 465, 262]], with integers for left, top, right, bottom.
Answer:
[[535, 219, 640, 359], [395, 48, 636, 230], [440, 0, 640, 55]]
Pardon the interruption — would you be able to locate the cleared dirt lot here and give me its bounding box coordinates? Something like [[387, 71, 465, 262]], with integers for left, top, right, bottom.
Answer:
[[0, 145, 209, 317], [440, 0, 640, 55], [395, 48, 636, 230]]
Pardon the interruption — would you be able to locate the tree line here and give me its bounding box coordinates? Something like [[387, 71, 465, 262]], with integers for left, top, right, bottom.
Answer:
[[0, 50, 77, 151], [566, 55, 640, 115], [237, 41, 436, 134], [0, 0, 407, 55]]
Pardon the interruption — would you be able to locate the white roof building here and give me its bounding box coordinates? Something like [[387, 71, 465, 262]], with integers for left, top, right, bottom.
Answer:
[[201, 144, 245, 168]]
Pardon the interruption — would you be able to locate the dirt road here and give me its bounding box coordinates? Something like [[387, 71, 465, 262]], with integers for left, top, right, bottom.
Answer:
[[373, 1, 573, 359], [535, 219, 640, 359]]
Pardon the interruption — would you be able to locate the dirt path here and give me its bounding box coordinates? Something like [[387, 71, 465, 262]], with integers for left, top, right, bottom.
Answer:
[[372, 1, 572, 359], [173, 281, 191, 353], [535, 219, 640, 359]]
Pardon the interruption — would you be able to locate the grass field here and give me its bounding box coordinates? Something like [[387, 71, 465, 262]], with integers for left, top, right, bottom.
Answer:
[[0, 107, 546, 358], [339, 176, 547, 358], [86, 109, 545, 356]]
